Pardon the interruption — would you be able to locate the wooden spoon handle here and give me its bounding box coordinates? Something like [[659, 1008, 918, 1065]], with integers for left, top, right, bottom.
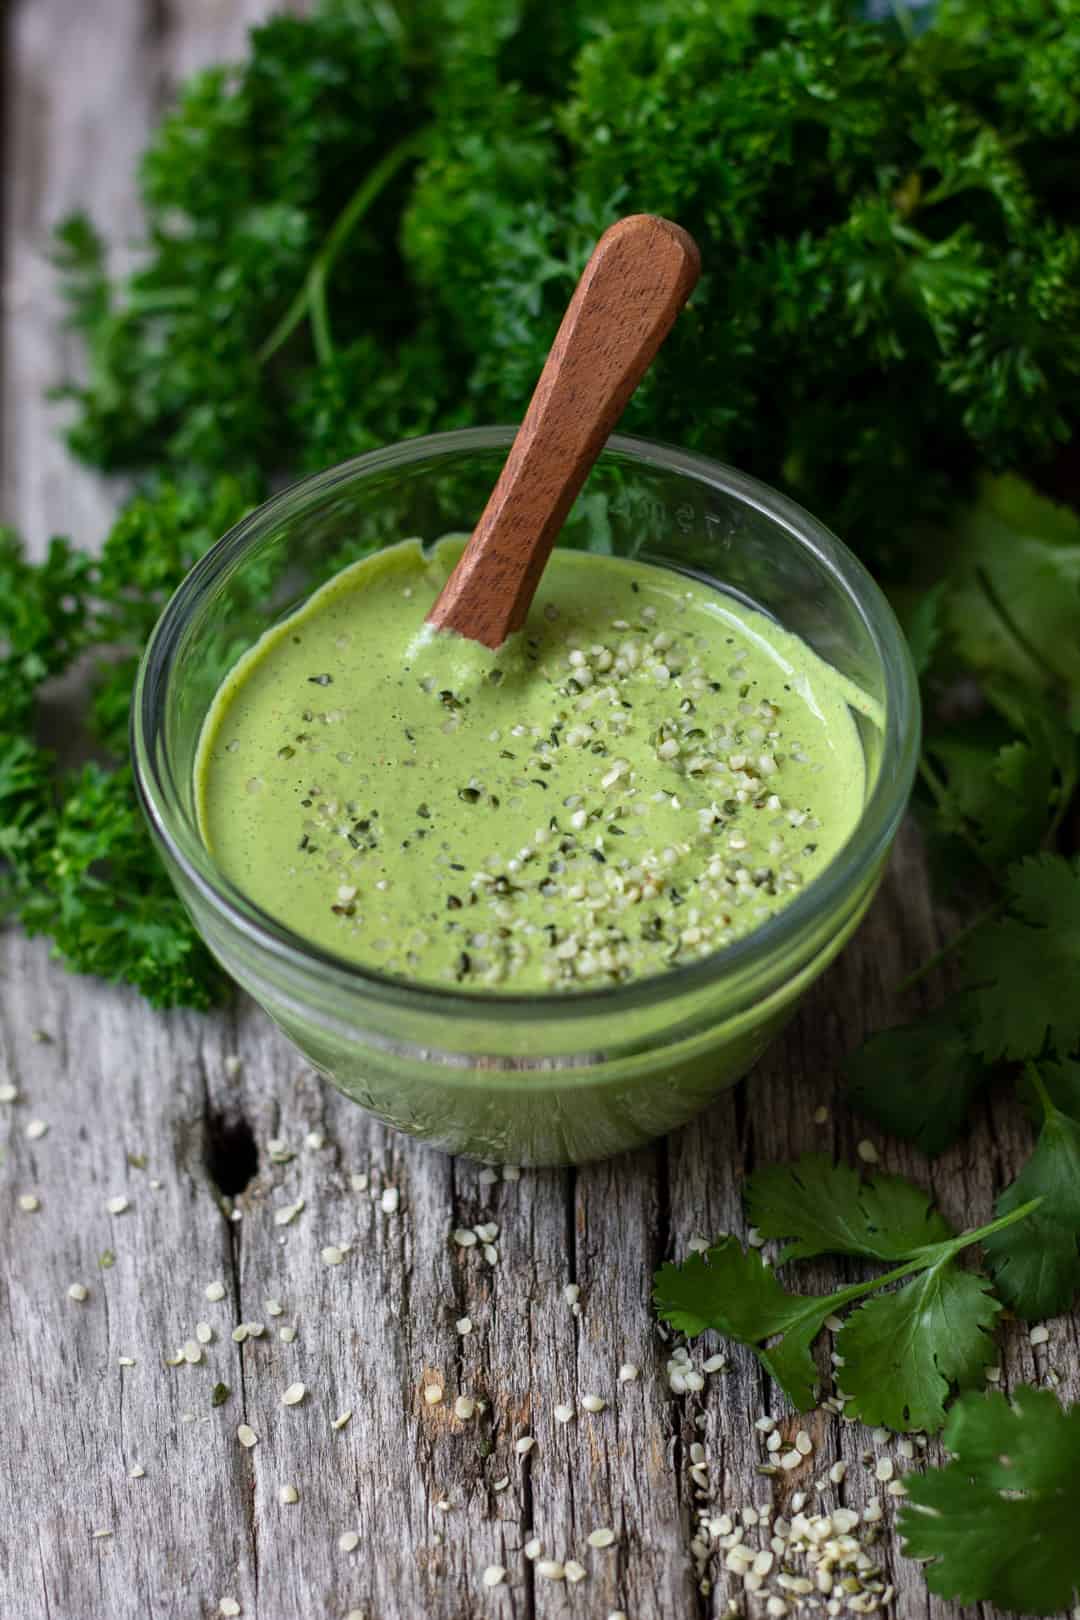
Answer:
[[427, 214, 701, 648]]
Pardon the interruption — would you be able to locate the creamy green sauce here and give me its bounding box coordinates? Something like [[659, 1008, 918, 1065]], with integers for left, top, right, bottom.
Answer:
[[197, 539, 872, 992]]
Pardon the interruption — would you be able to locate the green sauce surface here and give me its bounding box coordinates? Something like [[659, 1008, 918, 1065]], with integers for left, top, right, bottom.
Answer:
[[197, 539, 872, 992]]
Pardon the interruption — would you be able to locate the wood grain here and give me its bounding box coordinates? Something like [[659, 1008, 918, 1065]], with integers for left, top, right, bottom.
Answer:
[[2, 6, 1077, 1619], [428, 214, 700, 649]]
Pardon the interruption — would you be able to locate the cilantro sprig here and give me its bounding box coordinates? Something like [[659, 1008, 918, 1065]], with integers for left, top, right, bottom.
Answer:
[[899, 1386, 1080, 1615], [653, 1155, 1037, 1430], [846, 859, 1080, 1318]]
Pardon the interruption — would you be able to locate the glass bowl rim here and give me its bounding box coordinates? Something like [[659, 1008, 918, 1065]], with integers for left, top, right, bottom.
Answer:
[[132, 426, 920, 1022]]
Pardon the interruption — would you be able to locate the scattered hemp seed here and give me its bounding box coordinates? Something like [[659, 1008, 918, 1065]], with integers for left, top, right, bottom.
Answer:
[[563, 1283, 580, 1307], [67, 1283, 88, 1302], [219, 1599, 241, 1617], [196, 1322, 213, 1344], [380, 1186, 400, 1214], [475, 1222, 498, 1242], [223, 1055, 242, 1078], [482, 1566, 506, 1587], [492, 1476, 510, 1493], [279, 1485, 300, 1505], [182, 1340, 203, 1364], [17, 1194, 40, 1212], [502, 1166, 521, 1182], [304, 1129, 326, 1150], [26, 1118, 48, 1140], [581, 1395, 607, 1413], [453, 1228, 477, 1248], [245, 1322, 266, 1338], [875, 1457, 894, 1482], [618, 1363, 640, 1383], [554, 1403, 575, 1424], [456, 1316, 473, 1336], [129, 1465, 145, 1479], [0, 1083, 18, 1103], [483, 1244, 499, 1266], [338, 1531, 360, 1553], [564, 1560, 587, 1583], [424, 1385, 444, 1406], [812, 1105, 829, 1124], [232, 1325, 249, 1343], [703, 1354, 727, 1374], [91, 1530, 113, 1540], [274, 1198, 305, 1226], [205, 1280, 227, 1302], [279, 1326, 297, 1344], [829, 1461, 847, 1484], [794, 1430, 813, 1455], [321, 1245, 346, 1266], [514, 1436, 536, 1456], [332, 1410, 353, 1430], [524, 1538, 542, 1560], [587, 1528, 616, 1549], [856, 1139, 879, 1165], [780, 1451, 803, 1471], [265, 1298, 283, 1317], [211, 1384, 231, 1407], [118, 1356, 136, 1368], [237, 1425, 258, 1448], [349, 1171, 369, 1192], [536, 1561, 566, 1581], [282, 1382, 307, 1406], [454, 1396, 477, 1421], [1030, 1324, 1050, 1346], [105, 1196, 129, 1215]]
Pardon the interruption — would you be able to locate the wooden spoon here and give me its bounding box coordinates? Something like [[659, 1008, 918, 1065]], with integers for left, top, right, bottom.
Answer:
[[426, 214, 701, 649]]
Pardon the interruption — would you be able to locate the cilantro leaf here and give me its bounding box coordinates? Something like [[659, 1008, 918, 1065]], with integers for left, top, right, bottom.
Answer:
[[984, 1066, 1080, 1319], [902, 579, 945, 678], [837, 1263, 1001, 1432], [653, 1239, 832, 1411], [745, 1154, 951, 1263], [654, 1176, 1036, 1425], [899, 1386, 1080, 1615], [944, 474, 1080, 709], [966, 855, 1080, 1060], [843, 998, 988, 1156]]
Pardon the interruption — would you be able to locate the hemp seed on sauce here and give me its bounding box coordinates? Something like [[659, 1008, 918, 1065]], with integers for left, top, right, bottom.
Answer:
[[198, 539, 872, 993]]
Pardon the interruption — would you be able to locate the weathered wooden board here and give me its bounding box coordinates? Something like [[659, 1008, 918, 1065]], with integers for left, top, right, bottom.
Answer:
[[2, 5, 1077, 1619]]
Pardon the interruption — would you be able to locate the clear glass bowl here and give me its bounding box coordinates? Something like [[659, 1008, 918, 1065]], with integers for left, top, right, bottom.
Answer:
[[133, 428, 919, 1165]]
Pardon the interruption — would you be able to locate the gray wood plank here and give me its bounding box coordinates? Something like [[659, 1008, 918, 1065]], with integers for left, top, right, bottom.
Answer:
[[2, 4, 1077, 1619]]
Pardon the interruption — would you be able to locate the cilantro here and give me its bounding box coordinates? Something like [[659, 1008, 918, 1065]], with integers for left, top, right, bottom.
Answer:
[[653, 1239, 837, 1413], [211, 1383, 231, 1408], [966, 856, 1080, 1061], [943, 475, 1080, 712], [899, 1386, 1080, 1615], [654, 1155, 1037, 1429], [837, 1265, 1000, 1433], [843, 998, 988, 1156], [745, 1154, 951, 1262], [984, 1065, 1080, 1320]]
